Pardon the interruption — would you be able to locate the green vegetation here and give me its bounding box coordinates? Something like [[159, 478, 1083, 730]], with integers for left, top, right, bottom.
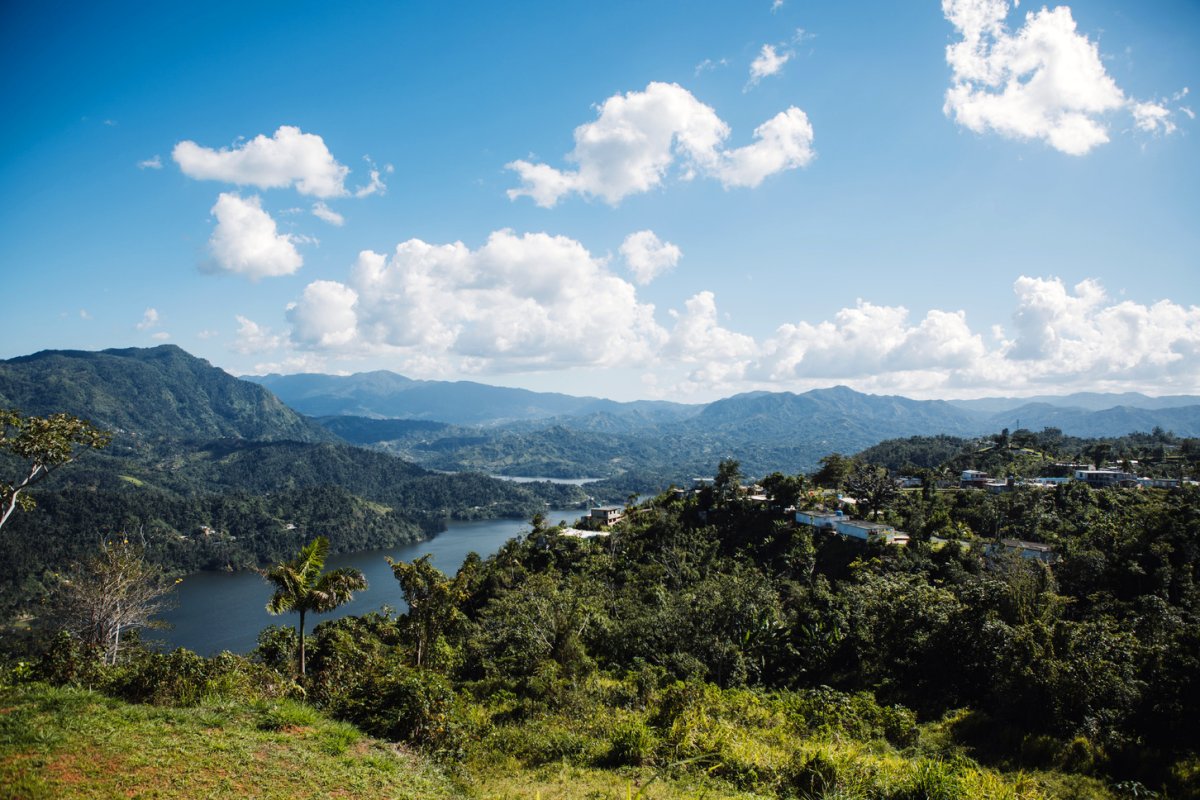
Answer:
[[263, 537, 368, 676], [0, 348, 590, 614], [7, 431, 1199, 797], [4, 355, 1199, 799], [0, 684, 458, 800]]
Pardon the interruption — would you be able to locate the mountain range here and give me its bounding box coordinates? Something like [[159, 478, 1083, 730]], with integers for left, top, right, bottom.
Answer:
[[246, 367, 1200, 475]]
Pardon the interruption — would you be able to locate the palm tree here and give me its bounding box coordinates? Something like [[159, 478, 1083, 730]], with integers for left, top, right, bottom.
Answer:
[[262, 536, 367, 677]]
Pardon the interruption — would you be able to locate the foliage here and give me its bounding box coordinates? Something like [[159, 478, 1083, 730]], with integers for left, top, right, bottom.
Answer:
[[0, 684, 459, 800], [52, 537, 177, 665], [262, 536, 367, 676], [0, 408, 109, 531]]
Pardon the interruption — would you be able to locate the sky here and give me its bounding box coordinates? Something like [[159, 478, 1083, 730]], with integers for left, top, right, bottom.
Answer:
[[1, 0, 1198, 402]]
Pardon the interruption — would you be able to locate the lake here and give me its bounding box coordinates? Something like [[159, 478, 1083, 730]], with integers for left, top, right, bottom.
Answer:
[[156, 508, 584, 656]]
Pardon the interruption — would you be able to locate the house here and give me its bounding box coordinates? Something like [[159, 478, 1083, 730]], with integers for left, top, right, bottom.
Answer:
[[960, 470, 990, 488], [795, 510, 908, 545], [990, 538, 1058, 563], [795, 510, 841, 529], [590, 506, 624, 526], [1074, 469, 1138, 488], [1028, 477, 1070, 487], [559, 527, 610, 539], [1138, 477, 1182, 489]]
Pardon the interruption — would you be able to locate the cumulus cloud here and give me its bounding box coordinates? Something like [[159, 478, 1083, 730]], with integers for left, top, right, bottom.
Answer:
[[659, 278, 1200, 397], [1000, 277, 1200, 381], [748, 44, 792, 88], [138, 156, 162, 170], [233, 315, 283, 354], [173, 126, 350, 197], [136, 308, 160, 331], [311, 201, 345, 226], [285, 229, 667, 373], [287, 281, 360, 349], [665, 291, 758, 389], [620, 230, 681, 285], [207, 193, 304, 279], [942, 0, 1182, 154], [353, 161, 390, 198], [506, 82, 814, 206]]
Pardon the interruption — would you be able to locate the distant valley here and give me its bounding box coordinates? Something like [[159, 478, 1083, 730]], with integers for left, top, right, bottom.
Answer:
[[251, 368, 1200, 481]]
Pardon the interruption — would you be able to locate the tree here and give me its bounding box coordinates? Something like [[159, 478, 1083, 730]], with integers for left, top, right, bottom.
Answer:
[[55, 538, 177, 666], [760, 471, 805, 511], [812, 453, 855, 491], [262, 536, 366, 676], [713, 458, 744, 506], [0, 409, 110, 531], [387, 554, 472, 669], [844, 463, 898, 520]]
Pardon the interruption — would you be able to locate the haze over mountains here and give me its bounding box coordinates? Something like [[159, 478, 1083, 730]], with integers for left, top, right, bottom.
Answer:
[[4, 346, 1199, 483], [250, 362, 1200, 478]]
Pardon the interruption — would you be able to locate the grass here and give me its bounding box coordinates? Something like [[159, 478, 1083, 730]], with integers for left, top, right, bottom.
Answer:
[[0, 682, 1120, 800], [0, 685, 458, 800]]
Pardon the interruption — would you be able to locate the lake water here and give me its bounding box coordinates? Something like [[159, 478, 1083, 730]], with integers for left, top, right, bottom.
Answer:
[[156, 508, 583, 656]]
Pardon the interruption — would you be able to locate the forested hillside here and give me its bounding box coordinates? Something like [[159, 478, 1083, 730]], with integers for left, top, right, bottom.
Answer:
[[7, 447, 1198, 798], [0, 349, 588, 615]]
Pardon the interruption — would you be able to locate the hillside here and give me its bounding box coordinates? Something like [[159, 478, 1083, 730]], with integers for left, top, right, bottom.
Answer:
[[250, 370, 700, 426], [0, 347, 588, 614], [302, 379, 1200, 484], [0, 685, 460, 800], [0, 345, 332, 443]]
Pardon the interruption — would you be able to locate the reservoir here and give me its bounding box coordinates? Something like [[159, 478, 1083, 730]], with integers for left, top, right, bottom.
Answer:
[[157, 508, 583, 656]]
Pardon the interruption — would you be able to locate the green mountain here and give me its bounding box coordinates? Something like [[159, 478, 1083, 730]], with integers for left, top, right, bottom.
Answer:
[[0, 347, 588, 615], [250, 370, 700, 426], [0, 345, 332, 443]]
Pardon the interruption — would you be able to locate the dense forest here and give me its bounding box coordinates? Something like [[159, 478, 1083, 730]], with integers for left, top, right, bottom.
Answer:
[[5, 423, 1199, 798]]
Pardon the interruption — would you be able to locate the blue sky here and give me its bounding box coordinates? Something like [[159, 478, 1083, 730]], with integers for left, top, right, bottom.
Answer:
[[1, 0, 1197, 401]]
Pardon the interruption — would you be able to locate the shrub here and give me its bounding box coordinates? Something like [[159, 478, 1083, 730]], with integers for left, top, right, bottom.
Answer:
[[340, 666, 466, 755], [607, 718, 659, 766]]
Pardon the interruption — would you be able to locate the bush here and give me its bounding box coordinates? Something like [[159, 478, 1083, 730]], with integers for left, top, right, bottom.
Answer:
[[607, 718, 659, 766], [340, 666, 466, 755]]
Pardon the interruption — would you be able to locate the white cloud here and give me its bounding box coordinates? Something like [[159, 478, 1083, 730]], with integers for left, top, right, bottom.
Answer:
[[79, 309, 91, 320], [151, 331, 170, 341], [748, 44, 792, 88], [1131, 101, 1176, 135], [665, 291, 757, 390], [287, 281, 360, 349], [771, 0, 784, 11], [695, 58, 729, 76], [999, 277, 1200, 382], [197, 329, 219, 340], [138, 155, 162, 170], [173, 126, 350, 197], [711, 107, 815, 188], [207, 192, 304, 279], [942, 0, 1181, 154], [311, 201, 345, 226], [353, 160, 389, 198], [506, 82, 814, 206], [620, 230, 681, 285], [136, 308, 160, 331], [285, 229, 667, 374], [233, 315, 283, 354], [649, 278, 1200, 398]]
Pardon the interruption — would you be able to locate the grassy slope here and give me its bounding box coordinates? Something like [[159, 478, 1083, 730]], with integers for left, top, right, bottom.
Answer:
[[0, 686, 456, 800], [0, 684, 1112, 800]]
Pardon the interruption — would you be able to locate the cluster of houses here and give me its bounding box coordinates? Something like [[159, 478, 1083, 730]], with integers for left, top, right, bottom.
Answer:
[[956, 466, 1192, 493], [567, 483, 1059, 565]]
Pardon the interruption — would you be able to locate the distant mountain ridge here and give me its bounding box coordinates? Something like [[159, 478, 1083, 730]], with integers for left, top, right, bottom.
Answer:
[[249, 371, 701, 426], [0, 345, 332, 443]]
